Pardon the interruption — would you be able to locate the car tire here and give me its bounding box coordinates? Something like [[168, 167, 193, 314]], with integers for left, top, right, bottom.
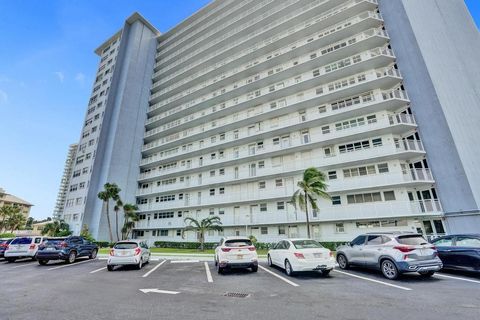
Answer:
[[217, 263, 224, 274], [419, 271, 435, 277], [6, 258, 16, 263], [31, 255, 37, 261], [285, 260, 294, 277], [89, 249, 98, 259], [381, 259, 399, 280], [251, 265, 258, 272], [107, 265, 114, 272], [38, 260, 48, 266], [337, 254, 349, 270], [137, 259, 143, 270], [67, 251, 77, 264], [267, 255, 273, 267], [321, 269, 331, 277]]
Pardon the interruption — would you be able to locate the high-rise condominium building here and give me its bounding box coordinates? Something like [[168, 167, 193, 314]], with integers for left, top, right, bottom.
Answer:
[[62, 0, 480, 243], [53, 143, 78, 220]]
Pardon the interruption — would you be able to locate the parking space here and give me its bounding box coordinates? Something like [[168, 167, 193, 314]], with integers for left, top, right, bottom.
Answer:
[[0, 257, 479, 320]]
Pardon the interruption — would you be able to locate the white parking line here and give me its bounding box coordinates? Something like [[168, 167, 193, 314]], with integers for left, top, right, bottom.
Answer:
[[333, 270, 412, 291], [170, 260, 200, 264], [142, 260, 166, 278], [47, 259, 95, 271], [204, 262, 213, 283], [90, 266, 107, 274], [258, 265, 299, 287], [11, 262, 37, 269], [435, 273, 480, 284]]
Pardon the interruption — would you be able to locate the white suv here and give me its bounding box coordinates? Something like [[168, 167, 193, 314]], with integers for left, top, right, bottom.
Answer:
[[4, 236, 44, 262], [214, 237, 258, 274]]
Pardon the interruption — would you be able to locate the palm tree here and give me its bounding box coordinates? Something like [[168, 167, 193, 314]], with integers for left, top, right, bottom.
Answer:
[[113, 197, 123, 242], [97, 183, 121, 242], [121, 203, 139, 240], [41, 220, 72, 236], [291, 167, 330, 239], [183, 216, 223, 251], [0, 205, 20, 232], [7, 212, 27, 233]]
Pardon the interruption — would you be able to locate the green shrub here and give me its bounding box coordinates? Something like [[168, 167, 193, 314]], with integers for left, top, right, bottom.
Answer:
[[319, 242, 349, 251], [0, 233, 15, 238], [93, 241, 110, 248]]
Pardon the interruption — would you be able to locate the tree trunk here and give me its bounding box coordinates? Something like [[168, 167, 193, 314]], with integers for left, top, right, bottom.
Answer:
[[305, 193, 311, 239], [105, 201, 114, 243], [200, 231, 204, 251], [114, 209, 120, 242]]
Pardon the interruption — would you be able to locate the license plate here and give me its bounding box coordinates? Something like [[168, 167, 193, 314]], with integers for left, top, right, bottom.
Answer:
[[121, 252, 127, 256], [236, 254, 243, 259], [314, 253, 322, 258], [46, 247, 55, 251]]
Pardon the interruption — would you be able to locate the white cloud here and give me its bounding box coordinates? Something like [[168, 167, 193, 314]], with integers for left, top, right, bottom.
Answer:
[[0, 75, 11, 83], [75, 72, 85, 84], [54, 71, 65, 83], [0, 89, 8, 104]]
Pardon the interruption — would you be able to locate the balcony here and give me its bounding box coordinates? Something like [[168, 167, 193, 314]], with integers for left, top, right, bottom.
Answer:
[[151, 10, 384, 100]]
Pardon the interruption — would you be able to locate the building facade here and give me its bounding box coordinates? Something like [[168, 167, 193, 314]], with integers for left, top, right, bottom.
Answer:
[[53, 143, 78, 220], [0, 188, 33, 221], [64, 0, 480, 243]]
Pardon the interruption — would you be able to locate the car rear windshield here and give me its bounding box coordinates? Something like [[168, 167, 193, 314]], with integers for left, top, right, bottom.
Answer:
[[396, 235, 428, 245], [114, 242, 138, 249], [224, 239, 252, 247], [44, 238, 66, 245], [11, 237, 32, 245], [292, 240, 324, 249]]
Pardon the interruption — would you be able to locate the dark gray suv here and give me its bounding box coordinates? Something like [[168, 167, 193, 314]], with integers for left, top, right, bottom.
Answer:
[[336, 232, 443, 279]]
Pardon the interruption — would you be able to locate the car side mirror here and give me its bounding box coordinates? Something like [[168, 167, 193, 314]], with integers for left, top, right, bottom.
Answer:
[[349, 242, 353, 247]]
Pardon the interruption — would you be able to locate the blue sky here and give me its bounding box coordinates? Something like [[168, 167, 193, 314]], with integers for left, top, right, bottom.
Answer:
[[0, 0, 479, 220]]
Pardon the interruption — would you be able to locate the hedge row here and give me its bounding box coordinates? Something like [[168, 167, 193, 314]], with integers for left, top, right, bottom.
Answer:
[[153, 241, 348, 251], [93, 241, 114, 248]]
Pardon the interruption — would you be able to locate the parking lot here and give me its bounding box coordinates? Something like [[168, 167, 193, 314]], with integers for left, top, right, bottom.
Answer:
[[1, 256, 479, 320]]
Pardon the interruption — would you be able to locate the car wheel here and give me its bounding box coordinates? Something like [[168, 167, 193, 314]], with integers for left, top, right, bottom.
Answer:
[[137, 259, 143, 270], [6, 258, 16, 263], [321, 269, 331, 277], [251, 265, 258, 272], [67, 251, 77, 264], [107, 265, 114, 272], [381, 259, 399, 280], [89, 249, 98, 259], [285, 260, 294, 277], [217, 263, 224, 274], [267, 255, 273, 267], [337, 254, 349, 270], [419, 271, 435, 277], [38, 260, 48, 266]]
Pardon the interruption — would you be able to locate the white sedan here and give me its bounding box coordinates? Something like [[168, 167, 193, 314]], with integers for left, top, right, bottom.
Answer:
[[267, 239, 335, 276]]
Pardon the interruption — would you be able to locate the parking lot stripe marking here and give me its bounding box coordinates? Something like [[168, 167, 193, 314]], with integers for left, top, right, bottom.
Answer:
[[11, 262, 37, 269], [90, 267, 107, 274], [435, 273, 480, 284], [333, 270, 412, 291], [139, 288, 180, 295], [142, 260, 166, 278], [47, 259, 94, 271], [170, 260, 200, 263], [204, 262, 213, 283], [258, 265, 299, 287]]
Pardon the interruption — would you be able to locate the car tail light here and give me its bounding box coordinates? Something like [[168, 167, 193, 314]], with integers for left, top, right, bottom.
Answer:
[[109, 249, 115, 256], [0, 243, 7, 248], [134, 247, 141, 256], [394, 246, 415, 253], [221, 248, 231, 252], [294, 252, 305, 259], [329, 251, 333, 257], [29, 244, 36, 250], [247, 246, 256, 251]]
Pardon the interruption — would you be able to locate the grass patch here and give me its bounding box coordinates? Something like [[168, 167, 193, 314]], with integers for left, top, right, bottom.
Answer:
[[99, 247, 268, 255]]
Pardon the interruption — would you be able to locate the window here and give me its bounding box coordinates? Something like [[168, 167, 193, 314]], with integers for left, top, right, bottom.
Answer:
[[258, 181, 266, 189], [176, 230, 182, 236], [210, 170, 215, 177], [278, 226, 286, 235], [351, 235, 366, 246], [366, 235, 383, 245], [301, 130, 310, 143], [261, 227, 268, 235], [322, 126, 330, 134], [275, 179, 283, 187], [272, 156, 282, 167], [219, 187, 225, 195], [347, 192, 382, 204], [383, 191, 396, 201], [318, 105, 326, 113], [258, 161, 265, 169], [160, 230, 168, 237], [209, 189, 215, 196], [69, 184, 78, 192], [332, 196, 341, 205], [377, 163, 389, 173], [372, 138, 383, 147], [260, 203, 267, 212], [328, 171, 337, 180], [335, 223, 345, 233], [79, 182, 85, 189], [273, 137, 280, 145], [277, 202, 285, 210], [73, 170, 81, 178]]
